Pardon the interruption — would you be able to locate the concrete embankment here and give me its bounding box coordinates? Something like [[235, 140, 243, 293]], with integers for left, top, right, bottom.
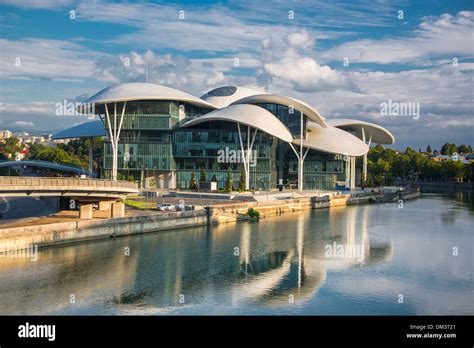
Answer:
[[0, 188, 421, 253], [0, 210, 207, 253]]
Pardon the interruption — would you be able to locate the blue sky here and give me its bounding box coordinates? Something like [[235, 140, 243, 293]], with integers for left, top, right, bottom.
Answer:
[[0, 0, 473, 150]]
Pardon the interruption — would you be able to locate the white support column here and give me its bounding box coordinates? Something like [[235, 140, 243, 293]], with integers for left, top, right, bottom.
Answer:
[[350, 156, 356, 189], [362, 127, 367, 183], [237, 123, 258, 190], [237, 123, 248, 190], [104, 102, 127, 182], [299, 111, 304, 191]]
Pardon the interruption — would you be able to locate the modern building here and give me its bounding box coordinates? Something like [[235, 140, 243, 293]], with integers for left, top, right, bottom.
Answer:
[[53, 83, 395, 191]]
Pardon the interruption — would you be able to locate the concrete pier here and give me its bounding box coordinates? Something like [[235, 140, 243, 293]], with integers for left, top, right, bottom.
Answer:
[[111, 202, 125, 218], [79, 204, 93, 219], [98, 201, 111, 211]]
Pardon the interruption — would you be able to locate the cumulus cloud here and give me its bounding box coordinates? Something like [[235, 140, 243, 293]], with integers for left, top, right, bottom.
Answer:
[[264, 57, 358, 93], [286, 31, 315, 51], [259, 31, 358, 93], [92, 50, 230, 95]]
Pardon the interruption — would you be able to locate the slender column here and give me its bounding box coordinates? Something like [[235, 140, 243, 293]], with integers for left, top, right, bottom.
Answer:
[[104, 102, 127, 182], [237, 123, 258, 190], [88, 138, 94, 178], [299, 111, 304, 191]]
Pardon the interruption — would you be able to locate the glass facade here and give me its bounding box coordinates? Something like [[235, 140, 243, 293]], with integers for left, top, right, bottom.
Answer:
[[100, 99, 350, 190]]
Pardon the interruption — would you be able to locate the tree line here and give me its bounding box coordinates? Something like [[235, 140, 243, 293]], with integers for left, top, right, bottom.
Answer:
[[364, 144, 474, 186]]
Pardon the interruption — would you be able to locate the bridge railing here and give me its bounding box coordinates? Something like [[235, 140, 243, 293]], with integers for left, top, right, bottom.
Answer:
[[0, 176, 138, 190]]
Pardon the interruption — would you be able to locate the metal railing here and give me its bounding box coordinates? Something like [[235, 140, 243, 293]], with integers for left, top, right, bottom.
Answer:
[[0, 176, 138, 190]]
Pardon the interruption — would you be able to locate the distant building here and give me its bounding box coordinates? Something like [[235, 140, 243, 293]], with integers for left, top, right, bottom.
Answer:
[[0, 130, 12, 140], [432, 153, 465, 162]]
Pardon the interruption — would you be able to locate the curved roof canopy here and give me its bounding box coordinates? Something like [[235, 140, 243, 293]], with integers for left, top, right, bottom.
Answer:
[[295, 121, 369, 156], [52, 120, 106, 139], [84, 82, 217, 110], [326, 118, 395, 145], [182, 104, 293, 143], [201, 85, 267, 108], [231, 94, 328, 128]]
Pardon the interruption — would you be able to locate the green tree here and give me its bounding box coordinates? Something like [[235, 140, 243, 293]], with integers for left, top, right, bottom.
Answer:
[[28, 144, 82, 167], [463, 162, 474, 182], [441, 143, 457, 155], [441, 160, 464, 182], [225, 167, 233, 192], [457, 144, 471, 154], [3, 137, 22, 156], [392, 155, 410, 179], [199, 167, 206, 183], [426, 145, 432, 154], [189, 172, 198, 190], [58, 137, 104, 172], [238, 167, 246, 191]]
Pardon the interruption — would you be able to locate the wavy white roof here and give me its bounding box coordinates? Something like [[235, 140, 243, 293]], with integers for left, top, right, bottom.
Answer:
[[52, 120, 106, 139], [326, 118, 395, 145], [182, 104, 293, 143], [201, 86, 267, 108], [231, 94, 328, 128], [294, 121, 369, 156], [85, 83, 217, 109]]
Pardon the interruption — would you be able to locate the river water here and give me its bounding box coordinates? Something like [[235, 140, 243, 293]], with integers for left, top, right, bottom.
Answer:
[[0, 194, 472, 315]]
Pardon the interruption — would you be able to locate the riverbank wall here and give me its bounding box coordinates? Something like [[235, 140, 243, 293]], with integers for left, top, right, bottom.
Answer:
[[0, 210, 208, 253]]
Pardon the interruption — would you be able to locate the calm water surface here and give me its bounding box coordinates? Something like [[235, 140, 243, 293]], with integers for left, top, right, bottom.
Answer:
[[0, 194, 472, 315]]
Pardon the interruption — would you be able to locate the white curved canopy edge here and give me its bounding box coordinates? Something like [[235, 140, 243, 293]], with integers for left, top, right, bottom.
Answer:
[[84, 82, 217, 110], [295, 122, 369, 156], [181, 104, 293, 143], [231, 94, 328, 128], [326, 118, 395, 145]]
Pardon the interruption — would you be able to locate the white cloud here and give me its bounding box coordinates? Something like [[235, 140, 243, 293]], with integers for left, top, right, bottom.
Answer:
[[286, 31, 315, 51], [11, 120, 34, 127], [0, 38, 100, 80], [264, 57, 357, 93], [0, 0, 74, 9], [92, 50, 231, 95], [321, 11, 474, 64]]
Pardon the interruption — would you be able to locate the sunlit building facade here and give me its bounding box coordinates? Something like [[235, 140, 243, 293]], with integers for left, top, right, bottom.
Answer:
[[55, 83, 395, 191]]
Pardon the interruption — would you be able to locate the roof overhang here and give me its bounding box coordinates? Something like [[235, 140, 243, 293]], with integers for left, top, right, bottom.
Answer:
[[52, 120, 106, 139], [294, 121, 369, 156], [326, 119, 395, 145], [181, 104, 293, 143], [82, 83, 218, 110], [231, 94, 328, 128]]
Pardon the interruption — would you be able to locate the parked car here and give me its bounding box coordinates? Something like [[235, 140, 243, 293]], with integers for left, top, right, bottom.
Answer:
[[175, 204, 194, 211], [157, 203, 176, 211]]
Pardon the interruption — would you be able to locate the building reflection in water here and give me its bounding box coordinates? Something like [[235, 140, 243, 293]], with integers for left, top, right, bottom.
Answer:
[[0, 205, 393, 314]]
